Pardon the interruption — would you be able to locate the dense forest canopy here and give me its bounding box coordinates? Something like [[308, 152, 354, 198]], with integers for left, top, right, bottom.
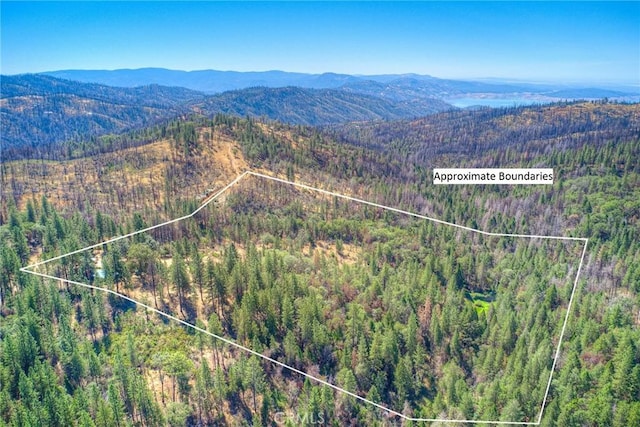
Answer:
[[1, 102, 639, 425]]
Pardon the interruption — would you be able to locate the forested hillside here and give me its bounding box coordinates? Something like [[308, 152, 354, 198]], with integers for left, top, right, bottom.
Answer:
[[0, 75, 205, 158], [330, 101, 640, 165], [1, 75, 451, 160], [1, 103, 639, 425], [196, 86, 451, 127]]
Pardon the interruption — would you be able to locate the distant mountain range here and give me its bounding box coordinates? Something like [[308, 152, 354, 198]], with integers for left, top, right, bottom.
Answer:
[[44, 68, 362, 93], [43, 68, 639, 100], [0, 74, 451, 157], [42, 67, 541, 96], [2, 69, 638, 159]]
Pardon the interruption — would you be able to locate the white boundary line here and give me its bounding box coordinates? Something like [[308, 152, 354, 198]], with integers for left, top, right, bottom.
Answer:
[[20, 170, 588, 425], [23, 171, 250, 270], [536, 239, 588, 424], [249, 171, 588, 243]]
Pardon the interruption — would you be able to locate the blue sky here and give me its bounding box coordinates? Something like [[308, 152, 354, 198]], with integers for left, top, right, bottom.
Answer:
[[1, 2, 638, 84]]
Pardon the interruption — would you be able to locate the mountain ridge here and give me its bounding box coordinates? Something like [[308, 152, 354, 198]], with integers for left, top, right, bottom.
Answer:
[[41, 67, 640, 100], [195, 85, 451, 126], [0, 74, 453, 158]]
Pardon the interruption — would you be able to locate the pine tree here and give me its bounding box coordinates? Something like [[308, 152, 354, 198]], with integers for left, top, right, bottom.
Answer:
[[170, 251, 190, 317], [108, 382, 125, 427], [244, 356, 266, 414]]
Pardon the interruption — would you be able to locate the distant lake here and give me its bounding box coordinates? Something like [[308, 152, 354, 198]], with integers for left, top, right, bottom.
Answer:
[[446, 97, 551, 108]]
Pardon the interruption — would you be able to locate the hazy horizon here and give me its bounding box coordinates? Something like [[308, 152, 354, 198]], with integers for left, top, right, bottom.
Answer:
[[5, 67, 639, 91], [2, 2, 638, 86]]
